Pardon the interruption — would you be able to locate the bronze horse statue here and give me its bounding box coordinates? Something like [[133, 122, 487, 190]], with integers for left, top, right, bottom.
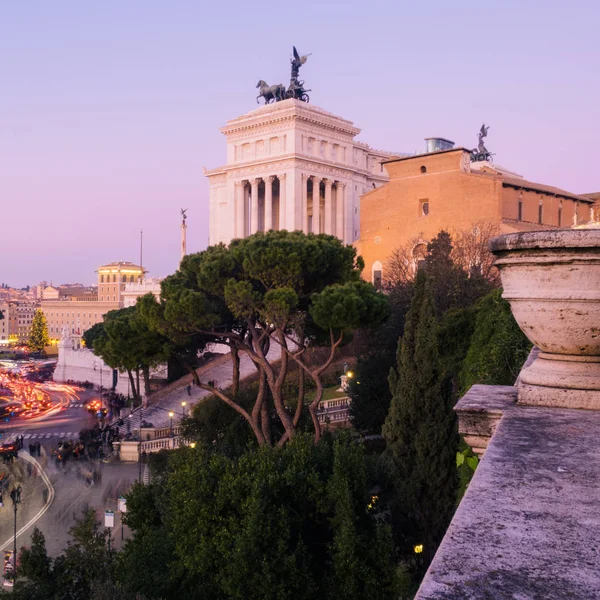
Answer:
[[256, 80, 286, 104]]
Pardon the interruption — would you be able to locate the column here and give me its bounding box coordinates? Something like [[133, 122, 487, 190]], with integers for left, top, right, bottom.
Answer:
[[324, 179, 333, 235], [312, 176, 321, 233], [336, 182, 345, 242], [250, 178, 259, 234], [302, 174, 309, 233], [265, 176, 274, 231], [234, 181, 245, 238], [278, 174, 286, 230]]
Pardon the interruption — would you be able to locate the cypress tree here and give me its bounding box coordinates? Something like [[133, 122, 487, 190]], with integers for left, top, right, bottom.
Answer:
[[28, 309, 50, 353], [383, 272, 458, 563]]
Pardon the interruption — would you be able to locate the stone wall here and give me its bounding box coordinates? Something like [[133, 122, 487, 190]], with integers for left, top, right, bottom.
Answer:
[[53, 342, 131, 395]]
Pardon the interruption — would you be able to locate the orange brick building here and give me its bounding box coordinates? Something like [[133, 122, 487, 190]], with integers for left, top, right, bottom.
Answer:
[[356, 147, 596, 285]]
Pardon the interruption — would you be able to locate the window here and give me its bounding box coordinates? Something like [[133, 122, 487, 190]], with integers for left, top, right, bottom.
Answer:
[[420, 200, 430, 217], [538, 199, 543, 224], [112, 275, 116, 283], [575, 202, 579, 225], [122, 275, 126, 282], [130, 275, 134, 283], [373, 271, 382, 290], [420, 165, 427, 174], [558, 201, 563, 227], [372, 261, 383, 290], [100, 275, 104, 283], [113, 296, 116, 302], [413, 243, 428, 272], [517, 193, 523, 221]]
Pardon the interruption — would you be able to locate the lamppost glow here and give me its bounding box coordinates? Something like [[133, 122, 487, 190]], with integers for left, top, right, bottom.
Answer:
[[414, 544, 424, 554], [181, 401, 187, 417], [169, 411, 174, 438]]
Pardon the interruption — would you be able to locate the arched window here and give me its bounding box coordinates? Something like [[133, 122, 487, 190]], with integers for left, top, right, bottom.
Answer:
[[517, 192, 523, 221], [112, 274, 116, 283], [122, 275, 127, 282], [538, 199, 543, 224], [413, 243, 428, 272], [420, 165, 427, 174], [100, 275, 104, 283], [372, 261, 383, 291], [130, 275, 134, 283]]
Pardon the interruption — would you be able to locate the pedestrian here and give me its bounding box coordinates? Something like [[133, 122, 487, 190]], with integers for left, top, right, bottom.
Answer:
[[187, 384, 191, 397]]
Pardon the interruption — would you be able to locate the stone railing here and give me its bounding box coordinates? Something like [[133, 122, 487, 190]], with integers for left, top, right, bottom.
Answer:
[[140, 437, 183, 453]]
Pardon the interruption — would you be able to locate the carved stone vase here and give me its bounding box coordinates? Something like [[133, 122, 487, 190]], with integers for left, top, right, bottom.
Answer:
[[490, 229, 600, 409]]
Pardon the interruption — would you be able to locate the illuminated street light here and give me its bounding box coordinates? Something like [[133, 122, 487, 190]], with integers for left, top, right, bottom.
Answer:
[[181, 401, 187, 417], [189, 442, 196, 449], [169, 411, 174, 438], [414, 544, 424, 554]]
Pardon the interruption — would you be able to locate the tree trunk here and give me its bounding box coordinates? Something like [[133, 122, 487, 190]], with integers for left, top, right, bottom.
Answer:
[[293, 366, 304, 427], [231, 346, 240, 397], [183, 362, 200, 386], [127, 369, 138, 402], [309, 377, 323, 442], [142, 366, 151, 399]]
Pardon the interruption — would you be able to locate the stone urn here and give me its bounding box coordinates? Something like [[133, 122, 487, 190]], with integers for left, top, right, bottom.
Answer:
[[490, 229, 600, 409]]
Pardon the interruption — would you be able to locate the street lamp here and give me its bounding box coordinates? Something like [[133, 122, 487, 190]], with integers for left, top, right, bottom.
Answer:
[[181, 401, 187, 417], [10, 485, 22, 580], [169, 411, 174, 438]]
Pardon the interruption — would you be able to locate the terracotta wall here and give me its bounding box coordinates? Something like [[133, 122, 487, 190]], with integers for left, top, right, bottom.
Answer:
[[356, 151, 503, 280]]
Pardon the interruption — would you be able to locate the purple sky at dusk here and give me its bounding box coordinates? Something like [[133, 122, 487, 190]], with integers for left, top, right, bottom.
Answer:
[[2, 1, 598, 288]]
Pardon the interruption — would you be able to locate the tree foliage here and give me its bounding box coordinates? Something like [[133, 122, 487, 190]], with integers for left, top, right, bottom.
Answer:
[[90, 306, 170, 400], [119, 435, 398, 600], [382, 273, 458, 564], [6, 512, 115, 600], [28, 309, 49, 353], [140, 230, 388, 446], [458, 289, 532, 394]]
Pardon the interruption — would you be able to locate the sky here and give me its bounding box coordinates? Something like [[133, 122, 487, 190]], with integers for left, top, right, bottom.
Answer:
[[2, 0, 599, 288]]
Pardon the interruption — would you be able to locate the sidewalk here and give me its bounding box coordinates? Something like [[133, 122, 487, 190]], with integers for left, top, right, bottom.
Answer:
[[121, 345, 281, 432]]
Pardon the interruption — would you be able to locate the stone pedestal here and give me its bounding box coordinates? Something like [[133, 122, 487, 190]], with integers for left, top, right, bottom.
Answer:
[[491, 229, 600, 409]]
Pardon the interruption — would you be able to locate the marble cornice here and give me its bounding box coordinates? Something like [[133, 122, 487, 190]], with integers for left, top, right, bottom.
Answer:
[[221, 101, 361, 138]]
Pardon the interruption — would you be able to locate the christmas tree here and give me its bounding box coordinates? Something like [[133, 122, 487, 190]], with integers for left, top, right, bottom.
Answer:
[[28, 309, 50, 353]]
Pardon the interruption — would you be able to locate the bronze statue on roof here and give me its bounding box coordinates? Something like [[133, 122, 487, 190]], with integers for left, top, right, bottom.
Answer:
[[256, 46, 312, 105], [471, 123, 493, 162]]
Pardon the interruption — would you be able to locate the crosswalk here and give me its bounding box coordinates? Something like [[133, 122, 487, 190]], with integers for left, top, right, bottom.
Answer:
[[69, 403, 86, 408], [2, 431, 79, 443]]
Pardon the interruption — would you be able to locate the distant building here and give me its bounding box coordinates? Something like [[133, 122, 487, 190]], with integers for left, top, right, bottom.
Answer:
[[122, 277, 162, 308], [356, 144, 596, 286], [206, 99, 399, 247], [41, 261, 145, 344], [0, 301, 37, 345]]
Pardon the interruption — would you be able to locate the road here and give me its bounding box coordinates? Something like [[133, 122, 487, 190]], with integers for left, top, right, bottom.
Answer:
[[0, 364, 139, 559]]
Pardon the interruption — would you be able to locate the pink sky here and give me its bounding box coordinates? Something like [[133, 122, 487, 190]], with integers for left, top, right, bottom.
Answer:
[[2, 1, 598, 287]]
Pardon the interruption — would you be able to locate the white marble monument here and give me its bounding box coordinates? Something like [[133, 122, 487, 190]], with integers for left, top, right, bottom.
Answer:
[[205, 99, 397, 246]]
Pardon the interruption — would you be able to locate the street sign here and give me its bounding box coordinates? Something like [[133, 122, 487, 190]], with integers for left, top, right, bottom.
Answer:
[[104, 510, 115, 528], [118, 496, 127, 513]]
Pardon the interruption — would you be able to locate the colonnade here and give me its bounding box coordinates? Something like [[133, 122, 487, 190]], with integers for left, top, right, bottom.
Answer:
[[235, 174, 346, 240]]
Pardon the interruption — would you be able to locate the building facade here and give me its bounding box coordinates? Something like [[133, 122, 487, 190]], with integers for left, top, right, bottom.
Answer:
[[356, 146, 596, 285], [40, 262, 145, 344], [0, 302, 37, 345], [122, 278, 162, 308], [206, 99, 398, 246]]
